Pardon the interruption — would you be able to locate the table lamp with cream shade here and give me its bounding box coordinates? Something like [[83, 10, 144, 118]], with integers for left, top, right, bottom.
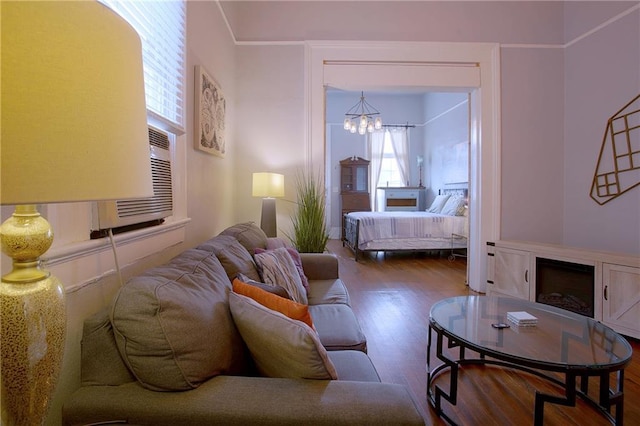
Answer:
[[252, 173, 285, 237], [1, 2, 153, 424]]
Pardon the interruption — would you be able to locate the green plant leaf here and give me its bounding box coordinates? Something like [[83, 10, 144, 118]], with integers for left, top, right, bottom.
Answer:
[[288, 169, 329, 253]]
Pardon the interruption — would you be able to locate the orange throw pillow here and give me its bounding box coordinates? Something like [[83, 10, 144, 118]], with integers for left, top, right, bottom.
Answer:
[[232, 278, 314, 329]]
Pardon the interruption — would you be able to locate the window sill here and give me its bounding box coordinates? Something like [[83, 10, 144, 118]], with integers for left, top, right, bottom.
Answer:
[[43, 217, 190, 292]]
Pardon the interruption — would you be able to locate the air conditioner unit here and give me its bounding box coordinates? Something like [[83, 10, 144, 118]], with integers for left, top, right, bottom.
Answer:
[[91, 125, 173, 236]]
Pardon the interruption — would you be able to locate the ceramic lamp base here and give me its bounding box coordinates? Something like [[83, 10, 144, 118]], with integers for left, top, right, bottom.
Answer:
[[0, 205, 66, 425], [260, 198, 277, 238], [1, 276, 66, 425]]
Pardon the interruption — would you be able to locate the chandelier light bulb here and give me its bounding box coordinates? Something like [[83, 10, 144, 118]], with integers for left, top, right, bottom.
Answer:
[[359, 115, 368, 127], [358, 126, 366, 135], [374, 117, 383, 130], [350, 122, 357, 133], [367, 121, 374, 132], [343, 118, 351, 130]]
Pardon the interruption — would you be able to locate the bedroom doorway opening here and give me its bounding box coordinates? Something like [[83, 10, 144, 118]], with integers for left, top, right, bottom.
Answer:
[[305, 41, 500, 293], [325, 89, 471, 276], [325, 90, 470, 230]]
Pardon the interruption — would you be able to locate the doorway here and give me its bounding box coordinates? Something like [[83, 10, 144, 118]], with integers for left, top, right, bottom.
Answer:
[[305, 41, 501, 293]]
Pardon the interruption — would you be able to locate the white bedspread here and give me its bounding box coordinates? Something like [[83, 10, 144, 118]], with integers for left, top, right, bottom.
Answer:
[[347, 211, 467, 249]]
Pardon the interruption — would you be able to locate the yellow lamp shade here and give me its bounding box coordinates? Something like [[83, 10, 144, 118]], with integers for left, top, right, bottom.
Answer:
[[1, 1, 153, 205], [252, 173, 285, 198]]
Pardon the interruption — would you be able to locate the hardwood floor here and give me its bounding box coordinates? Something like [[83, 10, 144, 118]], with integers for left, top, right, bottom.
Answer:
[[325, 239, 640, 426]]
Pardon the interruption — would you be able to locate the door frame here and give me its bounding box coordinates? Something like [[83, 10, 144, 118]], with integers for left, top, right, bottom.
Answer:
[[304, 41, 501, 292]]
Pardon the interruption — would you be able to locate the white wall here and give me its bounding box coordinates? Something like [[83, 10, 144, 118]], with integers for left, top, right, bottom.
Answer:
[[234, 44, 306, 239], [423, 92, 470, 205], [230, 1, 640, 255], [563, 2, 640, 254], [186, 1, 239, 241]]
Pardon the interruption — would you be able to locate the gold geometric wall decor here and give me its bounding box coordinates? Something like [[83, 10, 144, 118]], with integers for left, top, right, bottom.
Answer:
[[590, 94, 640, 205]]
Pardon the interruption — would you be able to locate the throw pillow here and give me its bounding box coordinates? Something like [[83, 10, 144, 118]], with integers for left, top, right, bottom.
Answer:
[[235, 272, 291, 299], [254, 247, 308, 304], [440, 195, 466, 216], [426, 194, 450, 213], [232, 278, 313, 328], [229, 292, 337, 380], [255, 246, 309, 293]]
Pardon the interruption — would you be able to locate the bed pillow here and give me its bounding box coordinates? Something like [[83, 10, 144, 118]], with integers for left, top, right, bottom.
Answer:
[[254, 247, 308, 304], [229, 292, 337, 380], [232, 278, 313, 328], [426, 194, 450, 213], [440, 196, 466, 216]]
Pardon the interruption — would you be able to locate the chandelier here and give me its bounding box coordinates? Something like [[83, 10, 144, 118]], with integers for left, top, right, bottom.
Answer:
[[343, 91, 383, 135]]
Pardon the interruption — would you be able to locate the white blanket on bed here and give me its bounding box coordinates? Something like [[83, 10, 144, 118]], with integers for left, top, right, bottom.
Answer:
[[348, 211, 467, 246]]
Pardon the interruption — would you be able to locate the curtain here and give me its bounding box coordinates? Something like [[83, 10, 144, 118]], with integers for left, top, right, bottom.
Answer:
[[367, 131, 385, 211], [388, 128, 410, 187]]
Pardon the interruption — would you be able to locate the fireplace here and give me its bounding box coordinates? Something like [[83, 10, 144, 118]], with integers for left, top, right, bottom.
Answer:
[[535, 257, 595, 317]]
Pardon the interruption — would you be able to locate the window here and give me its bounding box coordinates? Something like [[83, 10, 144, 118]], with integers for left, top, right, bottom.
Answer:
[[378, 131, 405, 187], [368, 128, 410, 210], [91, 1, 186, 234], [100, 0, 186, 133]]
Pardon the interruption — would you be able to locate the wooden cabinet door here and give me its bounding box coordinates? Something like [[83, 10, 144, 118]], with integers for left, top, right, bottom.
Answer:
[[602, 263, 640, 339], [490, 247, 531, 300]]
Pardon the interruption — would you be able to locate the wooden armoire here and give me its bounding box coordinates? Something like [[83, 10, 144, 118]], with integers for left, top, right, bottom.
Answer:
[[340, 157, 370, 238]]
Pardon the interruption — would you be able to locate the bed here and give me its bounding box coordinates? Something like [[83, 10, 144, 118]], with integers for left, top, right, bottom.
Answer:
[[343, 189, 468, 261]]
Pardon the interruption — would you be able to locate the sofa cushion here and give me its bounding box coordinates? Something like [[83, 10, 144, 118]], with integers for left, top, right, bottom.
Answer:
[[254, 247, 308, 304], [327, 351, 381, 382], [197, 235, 261, 282], [307, 279, 350, 305], [232, 278, 313, 328], [111, 248, 247, 391], [229, 292, 337, 380], [80, 309, 135, 386], [235, 272, 291, 299], [219, 221, 268, 254], [308, 304, 367, 352]]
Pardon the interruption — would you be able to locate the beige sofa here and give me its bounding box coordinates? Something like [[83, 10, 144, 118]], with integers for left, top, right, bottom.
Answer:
[[62, 223, 424, 425]]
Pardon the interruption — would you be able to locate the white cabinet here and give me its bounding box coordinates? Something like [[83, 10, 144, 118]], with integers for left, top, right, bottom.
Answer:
[[489, 247, 531, 300], [378, 187, 425, 211], [602, 263, 640, 339], [487, 240, 640, 339]]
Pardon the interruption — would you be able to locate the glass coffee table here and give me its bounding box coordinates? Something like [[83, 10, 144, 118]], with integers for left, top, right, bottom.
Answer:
[[427, 296, 633, 425]]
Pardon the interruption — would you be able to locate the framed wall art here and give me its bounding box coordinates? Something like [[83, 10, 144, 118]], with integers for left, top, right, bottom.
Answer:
[[195, 65, 226, 157]]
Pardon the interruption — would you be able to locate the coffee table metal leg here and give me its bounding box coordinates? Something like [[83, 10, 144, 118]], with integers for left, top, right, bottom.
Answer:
[[427, 324, 460, 425], [533, 372, 577, 426]]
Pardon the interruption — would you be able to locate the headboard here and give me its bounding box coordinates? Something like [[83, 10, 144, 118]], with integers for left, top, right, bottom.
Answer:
[[439, 188, 468, 198]]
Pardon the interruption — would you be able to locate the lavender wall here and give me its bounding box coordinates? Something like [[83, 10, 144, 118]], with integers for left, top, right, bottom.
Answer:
[[228, 1, 639, 255], [563, 3, 640, 254]]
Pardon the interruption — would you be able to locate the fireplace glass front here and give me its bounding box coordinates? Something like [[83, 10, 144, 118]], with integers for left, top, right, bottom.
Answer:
[[535, 257, 595, 317]]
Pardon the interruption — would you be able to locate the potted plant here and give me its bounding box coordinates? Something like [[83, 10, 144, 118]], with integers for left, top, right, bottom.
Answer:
[[288, 170, 329, 253]]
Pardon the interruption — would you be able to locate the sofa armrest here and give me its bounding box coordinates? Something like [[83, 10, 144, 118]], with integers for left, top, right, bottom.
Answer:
[[63, 376, 425, 426], [299, 253, 339, 280]]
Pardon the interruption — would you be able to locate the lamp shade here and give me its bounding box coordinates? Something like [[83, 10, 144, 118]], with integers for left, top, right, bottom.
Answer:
[[1, 1, 153, 205], [252, 173, 285, 198]]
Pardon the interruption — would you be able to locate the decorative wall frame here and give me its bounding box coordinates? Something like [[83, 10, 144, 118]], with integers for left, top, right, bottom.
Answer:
[[195, 65, 226, 157], [590, 94, 640, 205]]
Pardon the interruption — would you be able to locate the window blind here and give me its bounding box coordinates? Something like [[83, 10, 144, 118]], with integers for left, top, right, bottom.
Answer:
[[100, 0, 185, 133]]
